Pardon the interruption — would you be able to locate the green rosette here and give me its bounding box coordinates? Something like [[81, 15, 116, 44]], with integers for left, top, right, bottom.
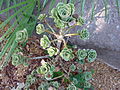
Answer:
[[77, 49, 87, 60], [67, 84, 77, 90], [51, 2, 75, 28], [51, 81, 60, 88], [38, 14, 47, 21], [15, 28, 28, 43], [37, 64, 50, 75], [36, 24, 45, 34], [87, 49, 97, 62], [47, 46, 59, 56], [60, 48, 74, 61], [78, 29, 89, 40], [70, 64, 76, 71], [83, 72, 92, 81], [11, 53, 22, 66], [76, 16, 84, 26], [40, 35, 51, 49]]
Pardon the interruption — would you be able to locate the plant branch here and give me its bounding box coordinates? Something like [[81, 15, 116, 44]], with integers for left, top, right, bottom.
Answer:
[[48, 74, 64, 81], [28, 55, 50, 60], [64, 33, 79, 37]]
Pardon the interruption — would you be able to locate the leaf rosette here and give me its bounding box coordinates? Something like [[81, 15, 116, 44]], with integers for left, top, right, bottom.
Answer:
[[12, 53, 22, 66], [76, 16, 84, 26], [15, 28, 28, 43], [47, 46, 59, 56], [60, 48, 74, 61], [77, 49, 87, 60], [36, 24, 45, 34], [83, 72, 92, 81], [37, 64, 50, 75], [70, 64, 76, 71], [87, 49, 97, 62], [51, 3, 75, 28], [40, 35, 51, 49], [67, 84, 77, 90], [78, 29, 89, 40], [38, 14, 47, 21], [51, 81, 60, 88]]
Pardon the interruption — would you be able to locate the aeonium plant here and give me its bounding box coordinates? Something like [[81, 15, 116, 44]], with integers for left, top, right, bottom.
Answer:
[[25, 2, 97, 90], [36, 3, 97, 90]]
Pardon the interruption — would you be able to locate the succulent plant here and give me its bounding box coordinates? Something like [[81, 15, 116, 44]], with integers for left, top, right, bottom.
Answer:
[[51, 2, 75, 28], [67, 84, 77, 90], [70, 64, 76, 71], [15, 28, 28, 43], [60, 48, 74, 61], [87, 49, 97, 62], [51, 81, 60, 88], [50, 65, 55, 72], [72, 78, 78, 85], [47, 46, 59, 56], [26, 75, 36, 84], [45, 72, 53, 80], [38, 14, 47, 21], [36, 24, 45, 34], [78, 29, 89, 40], [84, 81, 91, 88], [76, 16, 84, 26], [40, 35, 51, 49], [77, 49, 87, 60], [37, 65, 50, 75], [83, 72, 92, 81], [11, 53, 22, 66], [38, 82, 49, 90], [77, 59, 85, 64]]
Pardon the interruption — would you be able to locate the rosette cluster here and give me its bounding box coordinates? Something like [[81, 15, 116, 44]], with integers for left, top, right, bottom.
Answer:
[[77, 49, 97, 63]]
